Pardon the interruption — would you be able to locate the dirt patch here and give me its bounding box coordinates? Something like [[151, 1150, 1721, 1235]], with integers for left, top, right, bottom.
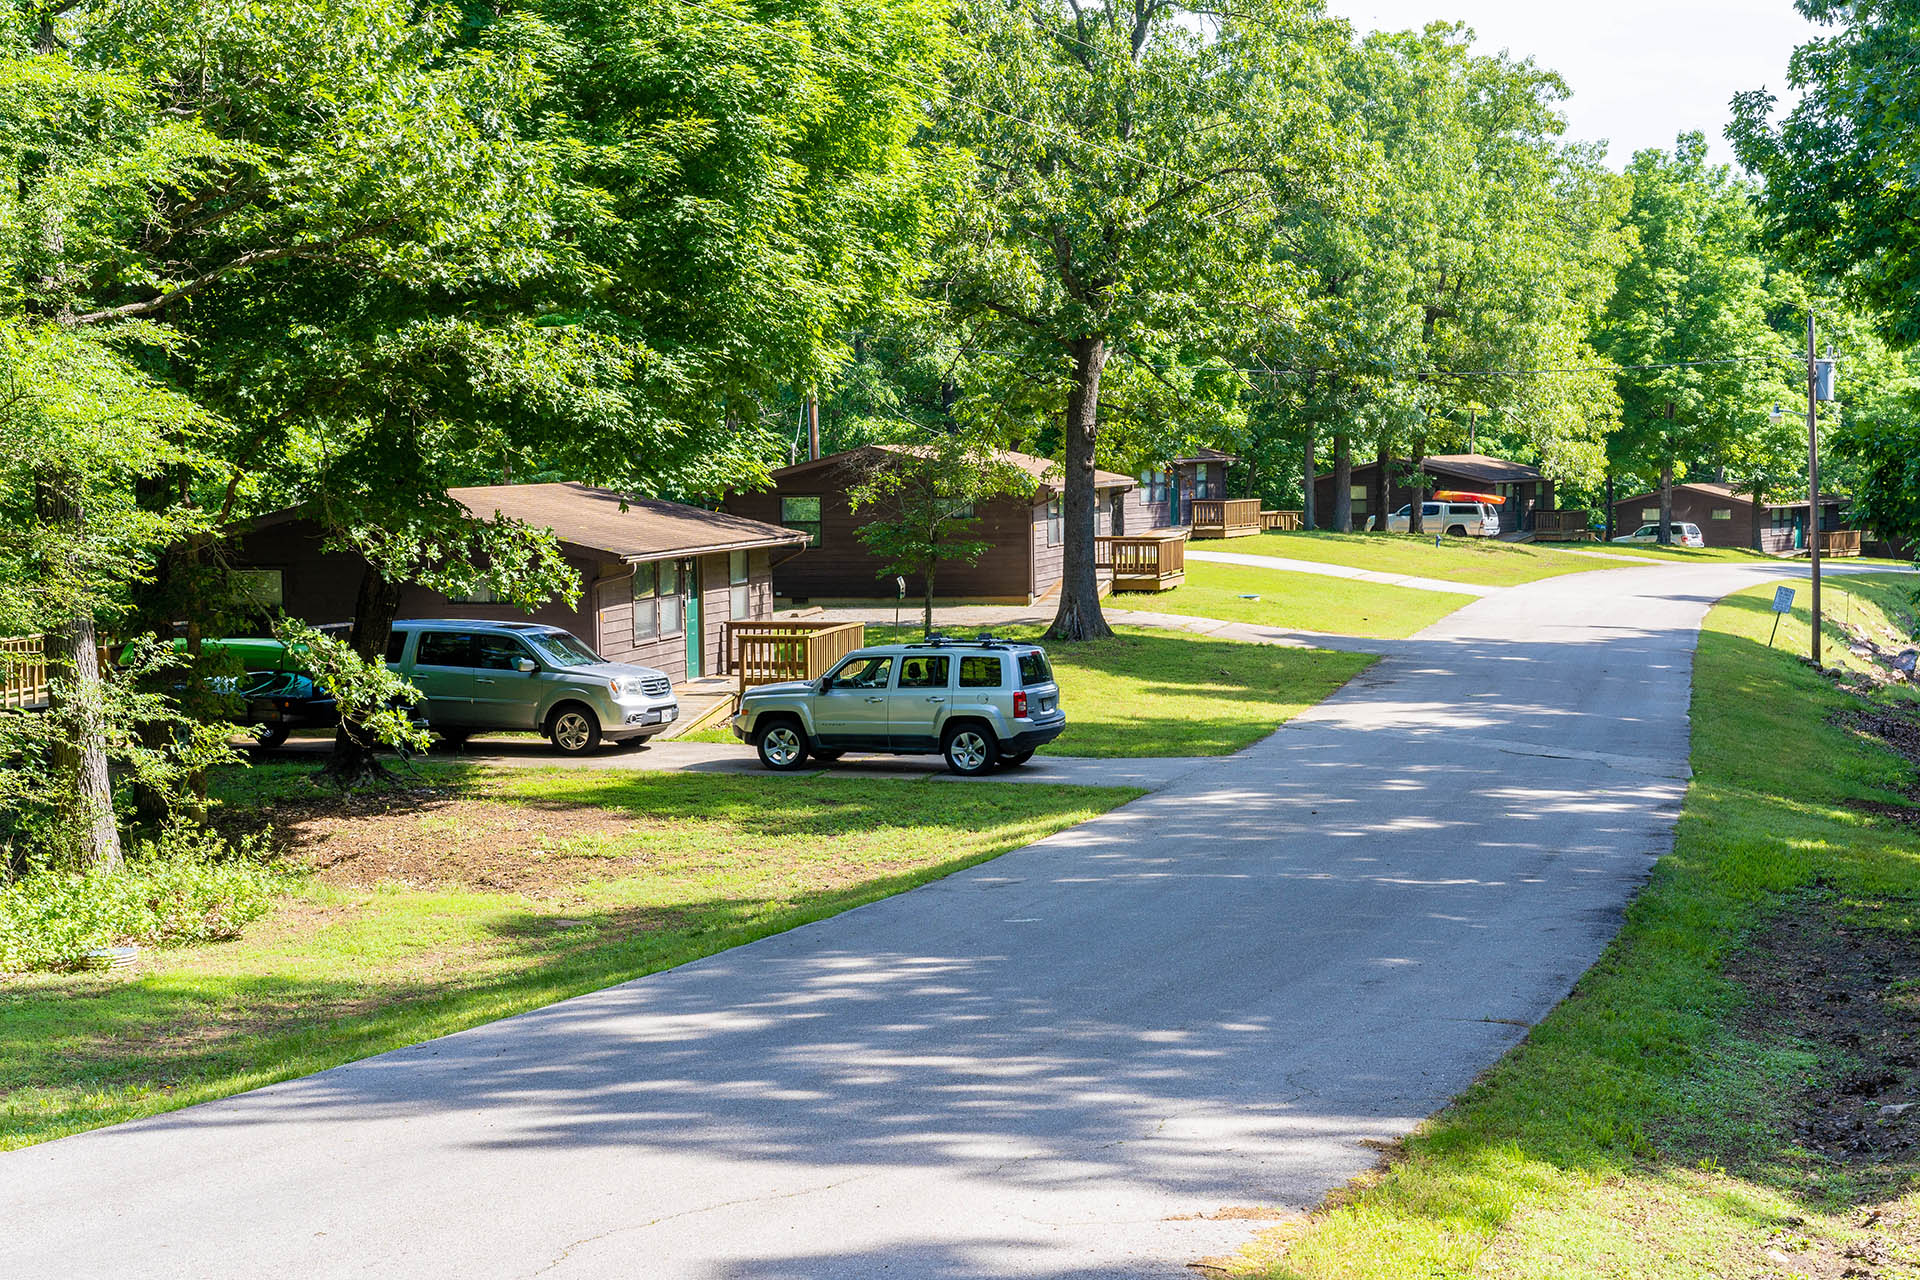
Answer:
[[243, 790, 654, 895], [1834, 706, 1920, 770], [1727, 895, 1920, 1187]]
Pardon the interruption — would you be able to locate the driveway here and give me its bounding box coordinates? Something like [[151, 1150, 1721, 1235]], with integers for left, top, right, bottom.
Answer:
[[0, 561, 1884, 1279]]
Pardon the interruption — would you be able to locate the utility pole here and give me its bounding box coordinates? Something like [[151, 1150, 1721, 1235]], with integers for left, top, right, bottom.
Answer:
[[805, 388, 821, 462], [1806, 308, 1821, 667]]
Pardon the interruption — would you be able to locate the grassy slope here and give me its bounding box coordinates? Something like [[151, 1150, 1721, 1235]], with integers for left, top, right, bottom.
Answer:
[[0, 768, 1137, 1150], [692, 625, 1375, 757], [1229, 531, 1614, 587], [1237, 573, 1920, 1280], [1142, 560, 1473, 638]]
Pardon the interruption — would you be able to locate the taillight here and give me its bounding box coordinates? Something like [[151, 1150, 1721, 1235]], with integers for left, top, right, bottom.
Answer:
[[1013, 690, 1028, 717]]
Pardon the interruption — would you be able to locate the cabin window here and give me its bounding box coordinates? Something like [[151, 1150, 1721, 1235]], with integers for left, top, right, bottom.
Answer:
[[447, 583, 501, 604], [1046, 497, 1063, 546], [658, 559, 683, 638], [231, 568, 283, 610], [781, 496, 823, 544], [1641, 508, 1660, 521], [729, 550, 750, 620], [631, 561, 658, 641], [1194, 467, 1218, 500], [1137, 469, 1170, 504], [1349, 485, 1368, 501], [1711, 508, 1733, 520]]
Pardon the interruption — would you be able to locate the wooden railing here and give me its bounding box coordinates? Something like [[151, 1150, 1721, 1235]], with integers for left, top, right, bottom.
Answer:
[[1532, 509, 1594, 541], [726, 620, 867, 695], [2, 636, 48, 710], [1095, 531, 1188, 592], [1190, 497, 1262, 538], [1261, 510, 1304, 531], [1822, 529, 1863, 557]]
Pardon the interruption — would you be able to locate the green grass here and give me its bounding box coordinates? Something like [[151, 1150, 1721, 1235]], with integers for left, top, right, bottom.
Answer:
[[0, 766, 1137, 1150], [1143, 559, 1475, 638], [1234, 573, 1920, 1279], [1230, 530, 1617, 586], [700, 624, 1373, 757]]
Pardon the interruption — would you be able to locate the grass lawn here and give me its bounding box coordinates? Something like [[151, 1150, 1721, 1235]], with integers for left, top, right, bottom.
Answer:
[[0, 765, 1138, 1150], [690, 625, 1375, 757], [1230, 530, 1617, 586], [1142, 559, 1474, 638], [1231, 573, 1920, 1279]]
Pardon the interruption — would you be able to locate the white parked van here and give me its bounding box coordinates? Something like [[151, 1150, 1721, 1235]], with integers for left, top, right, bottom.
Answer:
[[1374, 501, 1502, 537]]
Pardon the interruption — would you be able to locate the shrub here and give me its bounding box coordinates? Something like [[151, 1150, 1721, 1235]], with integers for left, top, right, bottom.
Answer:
[[0, 824, 289, 972]]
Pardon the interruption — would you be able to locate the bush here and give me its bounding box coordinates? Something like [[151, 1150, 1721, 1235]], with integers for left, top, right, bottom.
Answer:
[[0, 825, 289, 972]]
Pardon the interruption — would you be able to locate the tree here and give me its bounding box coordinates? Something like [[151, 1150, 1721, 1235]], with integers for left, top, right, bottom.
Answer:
[[1595, 136, 1791, 543], [937, 0, 1358, 638], [1731, 0, 1920, 346], [846, 437, 1033, 633]]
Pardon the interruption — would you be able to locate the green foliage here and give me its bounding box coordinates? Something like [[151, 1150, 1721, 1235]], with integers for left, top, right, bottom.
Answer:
[[1731, 1, 1920, 347], [271, 620, 430, 756], [1595, 135, 1795, 500], [0, 824, 286, 973]]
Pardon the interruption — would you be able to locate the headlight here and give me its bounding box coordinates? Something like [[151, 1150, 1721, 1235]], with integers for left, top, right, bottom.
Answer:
[[614, 677, 647, 696]]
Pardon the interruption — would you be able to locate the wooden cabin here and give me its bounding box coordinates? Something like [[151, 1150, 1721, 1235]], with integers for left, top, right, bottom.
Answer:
[[1313, 454, 1553, 533]]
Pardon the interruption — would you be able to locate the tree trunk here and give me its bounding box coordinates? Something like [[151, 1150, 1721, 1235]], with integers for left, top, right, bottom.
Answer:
[[1604, 472, 1615, 542], [327, 562, 404, 783], [1301, 429, 1316, 531], [1371, 442, 1390, 533], [1047, 337, 1113, 641], [1407, 437, 1427, 535], [922, 563, 936, 637], [1331, 433, 1351, 532], [34, 472, 122, 872], [1749, 482, 1764, 551], [1659, 460, 1674, 546]]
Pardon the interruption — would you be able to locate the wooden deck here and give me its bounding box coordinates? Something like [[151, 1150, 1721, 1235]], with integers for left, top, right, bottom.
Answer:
[[2, 636, 51, 710], [1191, 498, 1262, 539], [1096, 530, 1188, 592], [723, 619, 867, 697], [1260, 510, 1304, 531], [1531, 510, 1595, 542]]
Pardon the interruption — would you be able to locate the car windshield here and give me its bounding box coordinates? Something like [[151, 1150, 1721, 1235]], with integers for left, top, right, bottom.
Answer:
[[525, 630, 603, 668]]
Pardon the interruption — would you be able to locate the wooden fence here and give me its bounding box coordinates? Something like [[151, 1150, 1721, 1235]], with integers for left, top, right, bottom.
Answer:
[[1095, 531, 1187, 592], [725, 620, 867, 696], [1531, 509, 1595, 541], [1190, 497, 1262, 539], [1260, 510, 1304, 532], [1, 636, 51, 711]]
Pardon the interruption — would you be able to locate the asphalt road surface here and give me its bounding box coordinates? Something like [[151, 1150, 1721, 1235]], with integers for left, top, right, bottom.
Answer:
[[0, 561, 1871, 1279]]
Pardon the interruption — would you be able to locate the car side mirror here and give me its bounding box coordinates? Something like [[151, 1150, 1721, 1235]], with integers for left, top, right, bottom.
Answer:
[[817, 677, 833, 693], [514, 657, 537, 674]]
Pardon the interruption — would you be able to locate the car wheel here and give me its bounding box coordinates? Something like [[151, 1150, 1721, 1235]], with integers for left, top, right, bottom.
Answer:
[[438, 730, 471, 750], [547, 705, 602, 755], [1001, 749, 1034, 767], [1446, 524, 1467, 537], [253, 725, 289, 749], [942, 724, 999, 777], [756, 719, 811, 771]]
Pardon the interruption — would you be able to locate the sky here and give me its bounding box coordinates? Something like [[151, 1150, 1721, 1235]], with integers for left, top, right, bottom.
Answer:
[[1325, 0, 1823, 169]]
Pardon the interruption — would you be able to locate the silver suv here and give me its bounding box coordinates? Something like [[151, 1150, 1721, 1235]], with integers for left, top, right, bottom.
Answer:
[[385, 620, 679, 755], [732, 636, 1066, 775]]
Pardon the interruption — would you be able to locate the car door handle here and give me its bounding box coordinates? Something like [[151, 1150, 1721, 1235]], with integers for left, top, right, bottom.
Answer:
[[474, 677, 495, 684], [926, 696, 946, 703], [865, 696, 885, 703]]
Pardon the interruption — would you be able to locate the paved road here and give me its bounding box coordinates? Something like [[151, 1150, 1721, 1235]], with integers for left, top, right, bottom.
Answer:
[[0, 561, 1884, 1280], [1183, 546, 1499, 596]]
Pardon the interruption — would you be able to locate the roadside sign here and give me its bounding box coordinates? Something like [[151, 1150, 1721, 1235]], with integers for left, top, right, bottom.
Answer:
[[1769, 585, 1795, 648]]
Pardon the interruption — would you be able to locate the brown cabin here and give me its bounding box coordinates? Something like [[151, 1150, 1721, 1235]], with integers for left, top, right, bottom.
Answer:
[[1610, 483, 1849, 552], [1313, 453, 1553, 533], [232, 483, 807, 683], [1134, 447, 1237, 529], [722, 445, 1137, 604]]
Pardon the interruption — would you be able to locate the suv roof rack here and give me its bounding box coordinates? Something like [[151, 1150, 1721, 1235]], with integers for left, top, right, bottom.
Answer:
[[906, 632, 1018, 650]]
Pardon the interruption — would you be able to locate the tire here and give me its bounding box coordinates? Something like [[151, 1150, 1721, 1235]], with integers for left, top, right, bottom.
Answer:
[[942, 723, 999, 777], [438, 730, 471, 750], [756, 718, 811, 771], [811, 749, 844, 763], [547, 703, 602, 755], [1001, 749, 1034, 767], [253, 725, 289, 749], [1446, 525, 1467, 537]]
